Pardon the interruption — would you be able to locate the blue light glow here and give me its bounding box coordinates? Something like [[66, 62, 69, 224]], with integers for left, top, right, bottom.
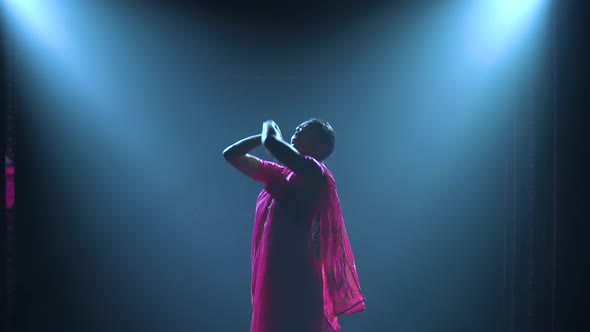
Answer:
[[3, 0, 69, 54], [4, 0, 551, 330], [460, 0, 548, 67]]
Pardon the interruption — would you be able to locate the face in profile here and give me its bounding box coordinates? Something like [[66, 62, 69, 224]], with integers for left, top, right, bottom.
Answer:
[[288, 118, 335, 161], [290, 121, 322, 158]]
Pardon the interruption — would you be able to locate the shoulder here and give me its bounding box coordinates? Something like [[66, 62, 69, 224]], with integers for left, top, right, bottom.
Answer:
[[300, 156, 330, 186], [253, 159, 288, 183]]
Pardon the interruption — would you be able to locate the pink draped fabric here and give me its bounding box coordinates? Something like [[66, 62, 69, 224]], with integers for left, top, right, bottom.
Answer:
[[317, 165, 365, 330], [250, 157, 365, 332]]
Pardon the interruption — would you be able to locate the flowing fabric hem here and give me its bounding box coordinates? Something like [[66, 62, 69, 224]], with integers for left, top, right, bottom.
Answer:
[[335, 297, 366, 316], [323, 297, 366, 331]]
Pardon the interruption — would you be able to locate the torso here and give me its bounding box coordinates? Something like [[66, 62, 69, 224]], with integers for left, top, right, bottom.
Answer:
[[262, 170, 323, 258], [251, 165, 327, 332]]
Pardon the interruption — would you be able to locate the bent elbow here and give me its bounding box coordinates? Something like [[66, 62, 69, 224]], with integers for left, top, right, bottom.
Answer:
[[222, 148, 233, 162]]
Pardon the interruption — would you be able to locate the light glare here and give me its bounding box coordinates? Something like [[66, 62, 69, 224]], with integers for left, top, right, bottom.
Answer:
[[3, 0, 67, 53], [461, 0, 547, 67]]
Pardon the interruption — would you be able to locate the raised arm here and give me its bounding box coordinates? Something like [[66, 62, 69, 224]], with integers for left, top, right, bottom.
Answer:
[[222, 134, 262, 178], [261, 120, 323, 179]]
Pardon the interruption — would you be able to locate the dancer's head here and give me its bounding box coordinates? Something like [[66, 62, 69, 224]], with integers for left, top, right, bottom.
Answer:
[[290, 119, 335, 161]]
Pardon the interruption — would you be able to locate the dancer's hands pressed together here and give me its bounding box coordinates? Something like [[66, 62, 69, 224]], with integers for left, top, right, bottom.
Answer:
[[262, 120, 322, 179], [222, 119, 323, 180], [262, 120, 283, 141]]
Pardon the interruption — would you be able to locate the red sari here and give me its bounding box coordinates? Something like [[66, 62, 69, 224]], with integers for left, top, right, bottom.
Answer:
[[251, 157, 365, 332]]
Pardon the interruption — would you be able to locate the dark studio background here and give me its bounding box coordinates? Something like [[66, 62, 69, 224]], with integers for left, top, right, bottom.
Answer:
[[1, 0, 589, 331]]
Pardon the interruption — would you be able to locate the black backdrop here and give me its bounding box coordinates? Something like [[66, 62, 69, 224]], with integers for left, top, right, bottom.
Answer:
[[3, 0, 589, 331]]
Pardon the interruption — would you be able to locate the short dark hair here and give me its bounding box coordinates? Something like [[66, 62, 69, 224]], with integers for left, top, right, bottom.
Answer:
[[305, 118, 335, 161]]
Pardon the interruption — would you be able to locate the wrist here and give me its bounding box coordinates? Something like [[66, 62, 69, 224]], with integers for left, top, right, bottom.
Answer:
[[263, 123, 281, 138]]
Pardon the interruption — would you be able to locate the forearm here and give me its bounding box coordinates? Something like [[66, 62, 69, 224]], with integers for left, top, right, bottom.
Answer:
[[222, 134, 262, 161], [263, 135, 299, 164], [261, 120, 300, 167]]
